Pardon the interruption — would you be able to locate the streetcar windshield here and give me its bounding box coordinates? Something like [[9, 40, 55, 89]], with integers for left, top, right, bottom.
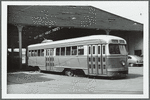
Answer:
[[109, 44, 127, 55]]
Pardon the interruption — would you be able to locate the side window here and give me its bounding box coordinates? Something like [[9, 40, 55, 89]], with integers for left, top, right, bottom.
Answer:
[[31, 50, 34, 56], [48, 49, 50, 56], [50, 49, 54, 56], [72, 46, 77, 55], [98, 46, 101, 54], [38, 50, 41, 56], [56, 48, 60, 56], [41, 49, 44, 56], [78, 46, 84, 55], [28, 50, 31, 57], [34, 50, 37, 56], [66, 47, 71, 55], [61, 47, 65, 55], [46, 49, 48, 56]]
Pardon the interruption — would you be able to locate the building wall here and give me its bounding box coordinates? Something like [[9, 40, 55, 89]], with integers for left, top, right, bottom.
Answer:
[[128, 31, 143, 55], [110, 31, 143, 56]]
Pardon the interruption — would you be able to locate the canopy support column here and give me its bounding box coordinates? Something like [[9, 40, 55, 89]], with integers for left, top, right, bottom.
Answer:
[[17, 25, 23, 69], [11, 44, 14, 66], [11, 44, 14, 58]]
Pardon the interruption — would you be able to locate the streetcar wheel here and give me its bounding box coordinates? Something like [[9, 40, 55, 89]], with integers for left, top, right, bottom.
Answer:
[[74, 69, 85, 77], [65, 70, 69, 75], [65, 70, 74, 77], [38, 68, 41, 73]]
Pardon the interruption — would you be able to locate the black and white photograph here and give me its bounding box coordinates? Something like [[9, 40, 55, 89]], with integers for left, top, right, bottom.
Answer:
[[1, 1, 149, 99]]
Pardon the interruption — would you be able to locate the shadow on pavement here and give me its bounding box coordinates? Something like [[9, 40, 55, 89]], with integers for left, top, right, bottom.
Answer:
[[126, 73, 143, 79], [7, 72, 54, 85], [41, 70, 64, 76], [82, 73, 143, 80], [39, 71, 143, 80]]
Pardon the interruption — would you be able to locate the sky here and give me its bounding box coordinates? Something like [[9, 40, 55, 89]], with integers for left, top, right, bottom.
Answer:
[[59, 1, 147, 24], [90, 1, 147, 24]]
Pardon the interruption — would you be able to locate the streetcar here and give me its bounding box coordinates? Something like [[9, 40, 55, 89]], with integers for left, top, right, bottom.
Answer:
[[27, 35, 128, 77]]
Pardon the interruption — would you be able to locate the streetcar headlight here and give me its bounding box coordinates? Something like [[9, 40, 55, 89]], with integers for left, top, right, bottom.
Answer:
[[121, 60, 126, 66]]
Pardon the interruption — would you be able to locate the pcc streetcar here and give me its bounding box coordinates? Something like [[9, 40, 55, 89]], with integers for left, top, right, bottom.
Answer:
[[27, 35, 128, 77]]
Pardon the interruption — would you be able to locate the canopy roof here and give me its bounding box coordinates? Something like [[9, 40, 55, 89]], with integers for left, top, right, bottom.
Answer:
[[8, 6, 143, 31], [28, 35, 125, 50]]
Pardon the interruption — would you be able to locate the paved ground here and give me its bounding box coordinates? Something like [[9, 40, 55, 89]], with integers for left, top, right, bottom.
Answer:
[[7, 67, 143, 94]]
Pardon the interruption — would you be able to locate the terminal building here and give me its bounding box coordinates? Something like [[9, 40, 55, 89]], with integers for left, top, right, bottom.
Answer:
[[7, 6, 143, 69]]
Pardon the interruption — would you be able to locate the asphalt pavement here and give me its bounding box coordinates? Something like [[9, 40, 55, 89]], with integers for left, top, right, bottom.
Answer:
[[7, 66, 143, 95]]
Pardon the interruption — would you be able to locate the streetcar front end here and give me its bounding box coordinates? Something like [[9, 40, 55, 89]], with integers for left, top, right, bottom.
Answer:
[[106, 39, 128, 78]]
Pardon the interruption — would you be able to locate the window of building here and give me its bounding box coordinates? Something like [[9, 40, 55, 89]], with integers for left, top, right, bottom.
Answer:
[[134, 50, 142, 56], [78, 46, 84, 55], [72, 46, 77, 55]]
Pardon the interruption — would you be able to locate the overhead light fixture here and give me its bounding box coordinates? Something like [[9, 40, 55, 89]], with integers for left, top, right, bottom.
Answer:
[[108, 18, 115, 22], [62, 12, 73, 14], [71, 17, 76, 20], [133, 23, 137, 25], [68, 6, 77, 8]]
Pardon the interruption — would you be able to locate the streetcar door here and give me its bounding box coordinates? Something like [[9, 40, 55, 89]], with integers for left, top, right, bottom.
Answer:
[[88, 45, 100, 75], [45, 49, 54, 71], [101, 45, 107, 75], [88, 44, 106, 75]]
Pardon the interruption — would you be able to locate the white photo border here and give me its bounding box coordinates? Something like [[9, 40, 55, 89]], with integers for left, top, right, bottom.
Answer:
[[2, 1, 149, 99]]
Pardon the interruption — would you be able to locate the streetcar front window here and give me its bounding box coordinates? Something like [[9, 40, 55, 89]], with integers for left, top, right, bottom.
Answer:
[[109, 44, 127, 55]]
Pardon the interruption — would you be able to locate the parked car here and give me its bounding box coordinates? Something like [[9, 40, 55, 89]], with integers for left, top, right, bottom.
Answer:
[[128, 55, 143, 67]]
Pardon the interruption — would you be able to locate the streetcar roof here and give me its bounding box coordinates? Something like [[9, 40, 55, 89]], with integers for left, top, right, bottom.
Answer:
[[28, 35, 126, 49]]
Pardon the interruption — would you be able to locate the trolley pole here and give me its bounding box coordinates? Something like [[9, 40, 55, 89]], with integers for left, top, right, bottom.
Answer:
[[105, 29, 111, 35]]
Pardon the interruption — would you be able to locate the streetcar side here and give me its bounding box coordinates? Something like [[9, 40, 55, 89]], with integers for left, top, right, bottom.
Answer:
[[27, 39, 98, 75], [27, 35, 128, 78], [28, 49, 46, 70]]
